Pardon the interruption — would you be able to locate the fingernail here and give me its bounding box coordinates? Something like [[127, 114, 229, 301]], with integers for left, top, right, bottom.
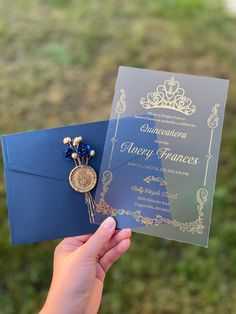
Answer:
[[102, 217, 116, 231]]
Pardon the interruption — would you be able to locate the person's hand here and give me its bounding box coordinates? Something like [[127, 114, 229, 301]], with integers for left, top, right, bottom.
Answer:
[[40, 217, 131, 314]]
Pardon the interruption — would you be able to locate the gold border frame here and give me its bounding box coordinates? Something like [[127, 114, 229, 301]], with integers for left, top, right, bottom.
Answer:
[[96, 89, 220, 235]]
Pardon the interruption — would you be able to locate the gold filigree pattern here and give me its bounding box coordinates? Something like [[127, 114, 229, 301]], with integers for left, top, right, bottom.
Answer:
[[204, 104, 220, 186], [207, 103, 220, 128], [140, 76, 196, 115], [143, 175, 167, 186], [108, 89, 127, 169], [96, 171, 208, 234], [115, 89, 126, 114], [165, 188, 208, 234]]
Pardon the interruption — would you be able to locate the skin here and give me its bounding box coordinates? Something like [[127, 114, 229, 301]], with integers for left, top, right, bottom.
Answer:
[[40, 217, 131, 314]]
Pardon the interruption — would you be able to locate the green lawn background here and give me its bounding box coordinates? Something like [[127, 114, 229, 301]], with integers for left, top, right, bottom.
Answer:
[[0, 0, 236, 313]]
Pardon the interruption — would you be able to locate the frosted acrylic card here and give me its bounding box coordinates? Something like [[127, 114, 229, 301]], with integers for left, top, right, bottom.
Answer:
[[94, 66, 228, 247]]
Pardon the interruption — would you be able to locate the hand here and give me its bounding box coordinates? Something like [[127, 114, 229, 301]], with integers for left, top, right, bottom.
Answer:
[[40, 217, 131, 314]]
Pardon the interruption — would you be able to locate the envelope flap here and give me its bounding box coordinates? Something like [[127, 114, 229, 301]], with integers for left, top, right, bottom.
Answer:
[[1, 121, 108, 181]]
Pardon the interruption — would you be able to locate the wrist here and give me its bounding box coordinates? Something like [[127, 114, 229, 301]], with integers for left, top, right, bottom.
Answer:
[[40, 287, 88, 314]]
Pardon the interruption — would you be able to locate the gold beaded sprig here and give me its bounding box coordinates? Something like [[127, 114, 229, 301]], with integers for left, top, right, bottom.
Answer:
[[63, 136, 97, 223]]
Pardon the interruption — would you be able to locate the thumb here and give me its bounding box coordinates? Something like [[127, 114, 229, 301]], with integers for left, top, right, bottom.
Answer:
[[82, 217, 116, 259]]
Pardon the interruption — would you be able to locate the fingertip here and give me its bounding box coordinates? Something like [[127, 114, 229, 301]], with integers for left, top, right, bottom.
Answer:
[[124, 228, 132, 238], [101, 216, 116, 231], [124, 238, 131, 249], [124, 228, 132, 239], [115, 228, 132, 238], [117, 238, 131, 255]]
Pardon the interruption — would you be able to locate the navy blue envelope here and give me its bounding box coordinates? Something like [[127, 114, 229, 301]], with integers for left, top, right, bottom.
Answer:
[[1, 121, 108, 245]]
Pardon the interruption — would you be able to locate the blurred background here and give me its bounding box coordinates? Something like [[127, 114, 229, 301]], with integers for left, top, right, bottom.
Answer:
[[0, 0, 236, 313]]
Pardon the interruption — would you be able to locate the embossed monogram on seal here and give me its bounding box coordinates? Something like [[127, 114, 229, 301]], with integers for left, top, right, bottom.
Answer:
[[69, 165, 97, 193]]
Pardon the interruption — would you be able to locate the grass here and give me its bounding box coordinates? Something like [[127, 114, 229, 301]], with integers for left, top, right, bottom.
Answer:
[[0, 0, 236, 313]]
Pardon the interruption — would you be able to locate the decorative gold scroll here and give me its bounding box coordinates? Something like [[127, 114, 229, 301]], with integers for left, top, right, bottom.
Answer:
[[108, 89, 126, 169], [204, 104, 220, 186]]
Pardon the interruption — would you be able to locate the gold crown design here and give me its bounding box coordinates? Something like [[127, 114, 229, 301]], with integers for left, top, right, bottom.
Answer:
[[140, 76, 196, 115]]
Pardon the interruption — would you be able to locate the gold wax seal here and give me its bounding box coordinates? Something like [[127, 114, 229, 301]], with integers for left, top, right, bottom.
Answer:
[[69, 165, 97, 193]]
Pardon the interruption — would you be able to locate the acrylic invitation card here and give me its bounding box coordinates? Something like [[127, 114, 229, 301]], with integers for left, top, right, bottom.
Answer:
[[94, 66, 229, 246]]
